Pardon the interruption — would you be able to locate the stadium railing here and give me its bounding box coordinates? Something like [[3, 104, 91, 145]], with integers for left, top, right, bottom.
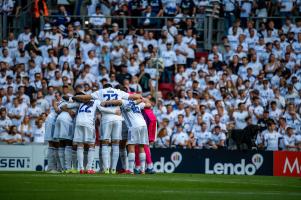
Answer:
[[2, 14, 225, 51]]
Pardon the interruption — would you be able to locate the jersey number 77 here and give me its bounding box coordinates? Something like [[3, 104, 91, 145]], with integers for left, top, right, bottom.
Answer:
[[103, 93, 118, 100]]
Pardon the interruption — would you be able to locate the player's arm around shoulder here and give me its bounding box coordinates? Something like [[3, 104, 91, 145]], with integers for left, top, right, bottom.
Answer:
[[97, 100, 121, 115], [135, 98, 152, 109], [100, 99, 123, 107], [72, 94, 93, 103], [128, 93, 142, 100]]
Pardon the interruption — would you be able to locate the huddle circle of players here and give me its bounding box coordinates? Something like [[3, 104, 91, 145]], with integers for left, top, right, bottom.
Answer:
[[45, 83, 155, 174]]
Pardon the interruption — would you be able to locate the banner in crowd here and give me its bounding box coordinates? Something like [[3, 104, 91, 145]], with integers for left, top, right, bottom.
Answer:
[[273, 151, 301, 177], [0, 145, 300, 177], [150, 148, 274, 176]]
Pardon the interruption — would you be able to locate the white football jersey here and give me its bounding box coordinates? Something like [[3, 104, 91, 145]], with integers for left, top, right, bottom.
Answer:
[[75, 100, 101, 129], [91, 88, 129, 123], [121, 100, 146, 128], [56, 101, 80, 123]]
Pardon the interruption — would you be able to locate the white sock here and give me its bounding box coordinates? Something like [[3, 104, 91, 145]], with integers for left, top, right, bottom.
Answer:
[[58, 147, 65, 170], [128, 152, 135, 173], [139, 153, 146, 172], [77, 147, 84, 170], [65, 146, 72, 170], [72, 150, 78, 170], [47, 147, 54, 171], [87, 147, 95, 170], [111, 144, 119, 170], [108, 145, 112, 170], [102, 145, 109, 170], [98, 146, 103, 172], [54, 148, 61, 171], [84, 149, 88, 167], [147, 163, 153, 169], [120, 148, 128, 170]]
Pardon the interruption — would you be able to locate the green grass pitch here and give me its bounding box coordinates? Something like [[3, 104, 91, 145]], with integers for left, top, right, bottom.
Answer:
[[0, 172, 300, 200]]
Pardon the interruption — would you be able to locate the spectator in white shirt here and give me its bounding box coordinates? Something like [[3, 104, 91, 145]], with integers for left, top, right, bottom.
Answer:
[[0, 107, 12, 138], [284, 127, 298, 151], [263, 121, 282, 151], [233, 103, 249, 130], [193, 122, 213, 149], [58, 47, 74, 69], [1, 125, 22, 144], [7, 97, 23, 127], [172, 123, 190, 148], [33, 117, 45, 143], [85, 50, 100, 76], [18, 27, 32, 45], [173, 34, 188, 66], [211, 125, 227, 149], [89, 6, 106, 27], [18, 116, 33, 143], [161, 42, 177, 83]]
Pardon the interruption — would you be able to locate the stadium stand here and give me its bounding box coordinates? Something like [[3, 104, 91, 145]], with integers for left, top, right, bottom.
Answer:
[[0, 0, 300, 152]]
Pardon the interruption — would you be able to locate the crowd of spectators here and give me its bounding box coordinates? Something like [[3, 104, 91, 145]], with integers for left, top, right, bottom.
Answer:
[[0, 0, 300, 152]]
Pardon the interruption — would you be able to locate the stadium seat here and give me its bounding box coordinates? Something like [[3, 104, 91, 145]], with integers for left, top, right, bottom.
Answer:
[[159, 83, 175, 99]]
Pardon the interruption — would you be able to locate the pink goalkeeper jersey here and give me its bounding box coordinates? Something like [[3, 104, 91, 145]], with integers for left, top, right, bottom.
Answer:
[[142, 108, 157, 143]]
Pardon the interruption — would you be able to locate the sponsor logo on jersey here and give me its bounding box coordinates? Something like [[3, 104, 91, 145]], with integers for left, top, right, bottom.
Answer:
[[154, 152, 182, 173], [205, 154, 264, 175]]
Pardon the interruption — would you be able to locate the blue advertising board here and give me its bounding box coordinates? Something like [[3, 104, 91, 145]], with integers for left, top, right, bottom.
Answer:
[[150, 148, 273, 176]]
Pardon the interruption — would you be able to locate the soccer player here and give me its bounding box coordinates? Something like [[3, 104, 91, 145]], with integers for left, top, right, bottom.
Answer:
[[53, 94, 80, 172], [70, 84, 141, 174], [118, 120, 129, 173], [73, 99, 121, 174], [101, 98, 151, 174], [44, 91, 62, 173], [134, 98, 157, 174]]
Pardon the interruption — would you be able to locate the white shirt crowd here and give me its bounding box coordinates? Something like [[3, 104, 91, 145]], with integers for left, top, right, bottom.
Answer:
[[0, 3, 300, 152]]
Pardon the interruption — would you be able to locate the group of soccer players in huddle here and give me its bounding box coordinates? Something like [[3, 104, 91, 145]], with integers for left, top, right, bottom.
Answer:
[[45, 83, 156, 174]]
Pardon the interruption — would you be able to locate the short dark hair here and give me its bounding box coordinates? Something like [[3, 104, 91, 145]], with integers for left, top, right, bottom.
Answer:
[[103, 83, 112, 89]]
